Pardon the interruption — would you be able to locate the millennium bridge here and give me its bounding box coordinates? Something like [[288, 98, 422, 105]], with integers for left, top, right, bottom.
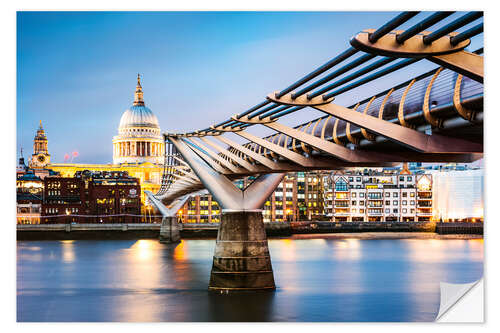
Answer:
[[145, 11, 484, 292]]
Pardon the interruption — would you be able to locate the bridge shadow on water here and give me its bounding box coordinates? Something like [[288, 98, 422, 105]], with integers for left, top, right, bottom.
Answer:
[[206, 291, 275, 322]]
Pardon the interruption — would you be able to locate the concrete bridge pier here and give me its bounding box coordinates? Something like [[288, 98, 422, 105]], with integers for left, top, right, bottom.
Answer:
[[209, 210, 275, 291], [159, 216, 181, 243], [144, 190, 191, 244]]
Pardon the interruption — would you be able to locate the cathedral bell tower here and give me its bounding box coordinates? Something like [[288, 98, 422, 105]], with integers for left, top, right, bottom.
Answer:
[[30, 120, 51, 168]]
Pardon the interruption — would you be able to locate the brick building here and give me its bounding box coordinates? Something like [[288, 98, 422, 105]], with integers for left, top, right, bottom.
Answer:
[[41, 170, 141, 223]]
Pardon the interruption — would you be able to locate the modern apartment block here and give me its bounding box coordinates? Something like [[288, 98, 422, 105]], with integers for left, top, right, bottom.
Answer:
[[180, 171, 326, 223], [323, 167, 433, 222], [431, 168, 483, 222]]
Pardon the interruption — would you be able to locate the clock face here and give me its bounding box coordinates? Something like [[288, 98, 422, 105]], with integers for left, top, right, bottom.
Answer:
[[37, 155, 46, 163]]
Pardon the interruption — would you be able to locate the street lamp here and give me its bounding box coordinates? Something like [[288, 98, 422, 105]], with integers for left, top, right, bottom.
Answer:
[[178, 209, 183, 224]]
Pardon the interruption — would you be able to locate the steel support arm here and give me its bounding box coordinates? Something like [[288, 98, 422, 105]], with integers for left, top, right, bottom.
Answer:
[[213, 135, 284, 170], [311, 103, 483, 153], [184, 137, 244, 173], [264, 121, 388, 162], [197, 137, 259, 172], [430, 51, 483, 83], [235, 130, 316, 167]]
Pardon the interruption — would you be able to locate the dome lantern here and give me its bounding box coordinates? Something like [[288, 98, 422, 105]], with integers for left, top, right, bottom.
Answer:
[[134, 73, 145, 106]]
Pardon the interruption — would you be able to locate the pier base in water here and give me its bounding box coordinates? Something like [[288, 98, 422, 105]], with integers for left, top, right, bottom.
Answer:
[[209, 211, 275, 291], [159, 216, 181, 243]]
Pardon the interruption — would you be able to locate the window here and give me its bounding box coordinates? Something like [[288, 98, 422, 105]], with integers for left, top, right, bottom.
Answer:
[[385, 209, 390, 213], [410, 209, 415, 214], [402, 192, 407, 197], [360, 193, 365, 198], [402, 200, 407, 205], [393, 208, 398, 214], [368, 192, 382, 199], [385, 192, 390, 197], [359, 200, 365, 206], [407, 177, 412, 181], [393, 200, 398, 205], [385, 200, 390, 205], [352, 193, 356, 198], [356, 177, 361, 181], [402, 208, 407, 213], [349, 177, 353, 181], [393, 193, 398, 197], [410, 200, 415, 205], [400, 176, 405, 181], [352, 201, 356, 205], [410, 192, 415, 197], [335, 180, 348, 192], [351, 208, 356, 213], [360, 209, 365, 214]]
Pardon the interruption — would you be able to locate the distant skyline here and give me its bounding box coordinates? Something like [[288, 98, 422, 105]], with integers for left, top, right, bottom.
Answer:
[[17, 11, 482, 164]]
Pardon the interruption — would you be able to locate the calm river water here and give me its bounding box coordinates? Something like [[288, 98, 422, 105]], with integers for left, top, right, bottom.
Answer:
[[17, 236, 483, 322]]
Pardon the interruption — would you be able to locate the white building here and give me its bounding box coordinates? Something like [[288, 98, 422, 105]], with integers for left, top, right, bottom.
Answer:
[[112, 74, 165, 165], [324, 168, 433, 222], [431, 168, 484, 222]]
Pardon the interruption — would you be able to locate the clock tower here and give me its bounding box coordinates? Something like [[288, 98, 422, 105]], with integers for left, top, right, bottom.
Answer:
[[30, 120, 51, 168]]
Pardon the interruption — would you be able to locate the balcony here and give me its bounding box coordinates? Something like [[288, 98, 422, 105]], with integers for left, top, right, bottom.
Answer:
[[417, 211, 433, 216], [334, 212, 350, 216]]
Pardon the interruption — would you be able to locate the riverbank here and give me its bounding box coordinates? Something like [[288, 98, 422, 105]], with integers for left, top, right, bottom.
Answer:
[[288, 232, 483, 240], [16, 221, 483, 241]]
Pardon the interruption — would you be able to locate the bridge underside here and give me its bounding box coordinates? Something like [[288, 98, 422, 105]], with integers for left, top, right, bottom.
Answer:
[[147, 11, 484, 291]]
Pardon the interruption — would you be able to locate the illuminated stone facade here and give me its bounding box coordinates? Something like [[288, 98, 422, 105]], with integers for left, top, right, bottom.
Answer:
[[29, 121, 51, 168], [33, 75, 165, 205], [112, 74, 164, 165]]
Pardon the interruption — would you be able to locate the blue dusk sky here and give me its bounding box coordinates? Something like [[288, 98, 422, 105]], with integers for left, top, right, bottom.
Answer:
[[17, 11, 483, 164]]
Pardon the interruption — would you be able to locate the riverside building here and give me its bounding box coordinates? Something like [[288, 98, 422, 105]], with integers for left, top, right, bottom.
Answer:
[[324, 166, 433, 222], [431, 168, 484, 222], [179, 171, 326, 223], [41, 171, 141, 224]]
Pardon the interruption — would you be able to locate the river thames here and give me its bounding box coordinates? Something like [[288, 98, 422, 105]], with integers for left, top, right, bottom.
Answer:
[[17, 235, 483, 322]]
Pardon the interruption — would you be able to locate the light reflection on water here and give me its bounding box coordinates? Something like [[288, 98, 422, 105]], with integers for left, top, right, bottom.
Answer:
[[17, 237, 483, 322]]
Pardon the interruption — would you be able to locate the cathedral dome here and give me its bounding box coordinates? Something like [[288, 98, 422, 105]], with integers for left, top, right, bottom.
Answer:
[[112, 74, 164, 166], [119, 105, 159, 129], [118, 74, 159, 130]]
